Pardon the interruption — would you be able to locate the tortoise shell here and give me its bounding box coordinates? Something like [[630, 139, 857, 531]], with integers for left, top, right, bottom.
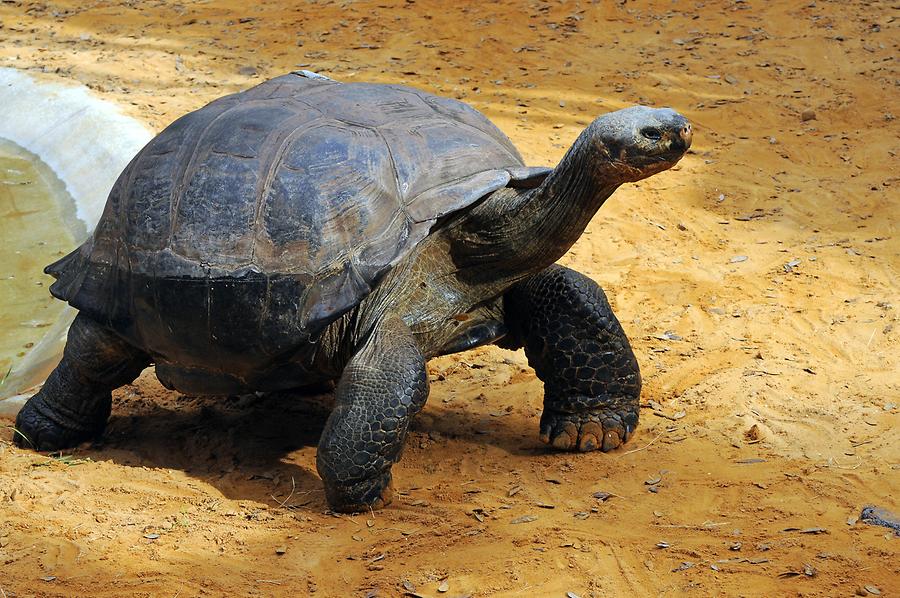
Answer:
[[47, 72, 549, 360]]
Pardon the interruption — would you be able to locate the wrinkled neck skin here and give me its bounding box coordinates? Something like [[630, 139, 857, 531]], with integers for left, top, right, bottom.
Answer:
[[339, 125, 637, 360], [448, 124, 624, 282], [316, 113, 690, 364]]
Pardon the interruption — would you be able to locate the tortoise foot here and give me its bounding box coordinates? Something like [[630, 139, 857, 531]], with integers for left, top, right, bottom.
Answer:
[[14, 394, 105, 452], [325, 471, 394, 513], [539, 403, 638, 452]]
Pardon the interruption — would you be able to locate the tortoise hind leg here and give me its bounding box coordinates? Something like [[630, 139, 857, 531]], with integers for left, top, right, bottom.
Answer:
[[14, 314, 149, 451], [502, 265, 641, 452], [316, 315, 428, 512]]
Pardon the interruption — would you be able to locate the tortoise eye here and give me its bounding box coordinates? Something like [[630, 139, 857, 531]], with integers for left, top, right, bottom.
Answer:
[[641, 127, 662, 141]]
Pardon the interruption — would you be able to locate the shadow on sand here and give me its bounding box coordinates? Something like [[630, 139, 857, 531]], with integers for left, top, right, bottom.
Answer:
[[84, 382, 543, 510]]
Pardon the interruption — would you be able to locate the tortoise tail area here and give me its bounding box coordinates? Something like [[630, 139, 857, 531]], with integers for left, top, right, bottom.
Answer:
[[43, 239, 130, 328], [45, 244, 90, 303]]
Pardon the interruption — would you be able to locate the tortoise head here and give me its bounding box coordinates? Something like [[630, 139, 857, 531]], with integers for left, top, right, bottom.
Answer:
[[585, 106, 692, 183], [446, 104, 692, 282]]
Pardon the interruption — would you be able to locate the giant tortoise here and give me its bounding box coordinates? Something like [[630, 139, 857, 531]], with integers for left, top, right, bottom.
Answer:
[[14, 71, 692, 512]]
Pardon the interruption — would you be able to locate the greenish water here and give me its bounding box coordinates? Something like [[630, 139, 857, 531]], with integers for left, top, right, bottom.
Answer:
[[0, 137, 85, 387]]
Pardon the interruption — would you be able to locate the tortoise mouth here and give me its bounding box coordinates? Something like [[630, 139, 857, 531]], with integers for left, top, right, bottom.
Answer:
[[662, 119, 693, 157], [603, 148, 686, 183]]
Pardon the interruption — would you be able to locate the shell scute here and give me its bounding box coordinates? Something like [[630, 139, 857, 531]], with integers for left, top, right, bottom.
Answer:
[[48, 73, 539, 347]]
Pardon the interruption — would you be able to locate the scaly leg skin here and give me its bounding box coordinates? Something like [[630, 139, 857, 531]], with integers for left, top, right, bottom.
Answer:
[[316, 315, 428, 512], [503, 265, 641, 452], [14, 314, 149, 451]]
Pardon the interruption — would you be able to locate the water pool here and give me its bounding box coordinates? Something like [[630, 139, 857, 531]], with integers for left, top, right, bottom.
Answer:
[[0, 138, 86, 391], [0, 68, 150, 413]]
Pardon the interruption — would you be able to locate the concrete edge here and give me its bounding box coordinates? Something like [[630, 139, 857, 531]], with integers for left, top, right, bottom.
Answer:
[[0, 68, 153, 414]]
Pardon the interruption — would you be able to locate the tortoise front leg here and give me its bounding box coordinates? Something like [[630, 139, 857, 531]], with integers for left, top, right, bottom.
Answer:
[[14, 314, 149, 451], [316, 315, 428, 512], [503, 265, 641, 452]]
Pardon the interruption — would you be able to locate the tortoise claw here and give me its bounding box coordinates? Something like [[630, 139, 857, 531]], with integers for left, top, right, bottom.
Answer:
[[539, 405, 638, 453], [14, 394, 104, 451], [325, 471, 395, 514]]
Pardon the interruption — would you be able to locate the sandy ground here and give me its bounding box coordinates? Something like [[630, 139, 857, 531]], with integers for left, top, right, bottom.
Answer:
[[1, 1, 898, 596]]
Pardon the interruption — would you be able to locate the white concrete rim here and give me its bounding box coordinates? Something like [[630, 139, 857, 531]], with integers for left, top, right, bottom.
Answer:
[[0, 68, 153, 413]]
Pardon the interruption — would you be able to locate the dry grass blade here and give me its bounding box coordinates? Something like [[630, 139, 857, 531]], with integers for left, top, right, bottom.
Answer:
[[271, 476, 309, 509], [0, 364, 12, 388], [6, 425, 32, 448], [619, 433, 662, 456]]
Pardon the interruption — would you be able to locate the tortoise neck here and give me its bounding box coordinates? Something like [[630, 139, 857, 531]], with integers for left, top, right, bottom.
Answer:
[[522, 132, 619, 267], [449, 128, 619, 282]]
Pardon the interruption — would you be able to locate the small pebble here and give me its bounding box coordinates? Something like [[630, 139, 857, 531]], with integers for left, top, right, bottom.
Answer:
[[801, 109, 816, 121]]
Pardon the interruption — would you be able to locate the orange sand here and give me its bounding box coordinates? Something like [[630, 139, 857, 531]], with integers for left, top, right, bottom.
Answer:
[[0, 1, 897, 596]]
